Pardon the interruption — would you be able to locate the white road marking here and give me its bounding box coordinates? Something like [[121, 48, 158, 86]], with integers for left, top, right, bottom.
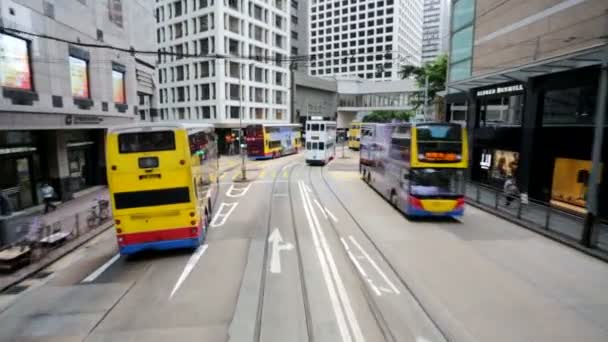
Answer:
[[218, 180, 288, 185], [324, 206, 339, 223], [81, 253, 121, 283], [314, 199, 328, 219], [340, 238, 381, 296], [273, 193, 288, 197], [348, 236, 400, 295], [298, 182, 352, 342], [226, 183, 252, 198], [299, 181, 365, 342], [210, 202, 239, 228], [169, 244, 208, 299], [268, 228, 294, 274], [303, 183, 313, 193]]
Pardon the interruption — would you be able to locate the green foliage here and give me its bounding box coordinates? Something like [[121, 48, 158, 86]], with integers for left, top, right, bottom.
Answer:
[[362, 110, 414, 123], [399, 54, 448, 109]]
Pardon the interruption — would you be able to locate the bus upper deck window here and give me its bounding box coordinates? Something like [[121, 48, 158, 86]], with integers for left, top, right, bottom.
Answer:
[[312, 142, 318, 149], [118, 131, 176, 153], [306, 142, 312, 149], [311, 124, 319, 131], [320, 124, 325, 131], [319, 142, 325, 150]]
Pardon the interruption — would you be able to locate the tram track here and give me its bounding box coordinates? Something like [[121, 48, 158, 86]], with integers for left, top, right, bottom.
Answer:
[[311, 165, 450, 342], [253, 160, 313, 342]]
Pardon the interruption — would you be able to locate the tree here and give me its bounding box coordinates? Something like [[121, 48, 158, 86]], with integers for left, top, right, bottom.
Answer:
[[399, 54, 448, 110], [362, 110, 414, 123]]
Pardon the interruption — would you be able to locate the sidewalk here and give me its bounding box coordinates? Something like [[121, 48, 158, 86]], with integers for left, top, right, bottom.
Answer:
[[465, 182, 608, 258]]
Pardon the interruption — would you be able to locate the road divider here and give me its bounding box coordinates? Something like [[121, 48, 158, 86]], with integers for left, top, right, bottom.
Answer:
[[169, 244, 208, 299], [81, 253, 121, 283], [211, 202, 239, 228], [226, 183, 252, 198]]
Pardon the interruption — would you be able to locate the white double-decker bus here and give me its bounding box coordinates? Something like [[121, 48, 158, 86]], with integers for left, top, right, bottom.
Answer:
[[305, 120, 337, 165]]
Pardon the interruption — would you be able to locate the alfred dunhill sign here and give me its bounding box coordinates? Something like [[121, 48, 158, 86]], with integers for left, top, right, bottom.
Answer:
[[476, 84, 524, 98]]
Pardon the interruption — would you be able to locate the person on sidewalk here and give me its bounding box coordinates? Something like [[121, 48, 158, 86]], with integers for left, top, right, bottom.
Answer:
[[41, 182, 57, 214], [504, 177, 519, 207]]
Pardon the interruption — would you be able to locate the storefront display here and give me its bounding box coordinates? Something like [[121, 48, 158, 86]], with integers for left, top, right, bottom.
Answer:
[[551, 157, 603, 210]]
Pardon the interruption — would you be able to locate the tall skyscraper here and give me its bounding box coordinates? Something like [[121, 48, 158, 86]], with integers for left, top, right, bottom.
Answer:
[[421, 0, 448, 64], [309, 0, 423, 81], [155, 0, 292, 124]]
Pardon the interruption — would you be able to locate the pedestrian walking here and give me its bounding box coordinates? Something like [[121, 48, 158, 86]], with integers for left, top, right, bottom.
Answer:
[[41, 182, 57, 214], [503, 177, 519, 207]]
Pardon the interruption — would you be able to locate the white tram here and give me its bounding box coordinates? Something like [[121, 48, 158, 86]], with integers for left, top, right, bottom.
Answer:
[[305, 120, 337, 165]]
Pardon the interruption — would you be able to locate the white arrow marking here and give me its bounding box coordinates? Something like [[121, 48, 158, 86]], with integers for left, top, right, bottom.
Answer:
[[268, 228, 294, 274], [303, 183, 313, 193], [169, 244, 208, 299]]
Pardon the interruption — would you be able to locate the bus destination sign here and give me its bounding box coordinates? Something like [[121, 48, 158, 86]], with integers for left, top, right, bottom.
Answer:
[[421, 152, 461, 162]]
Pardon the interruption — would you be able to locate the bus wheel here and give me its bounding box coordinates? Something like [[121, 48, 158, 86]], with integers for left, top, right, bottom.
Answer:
[[390, 191, 398, 208]]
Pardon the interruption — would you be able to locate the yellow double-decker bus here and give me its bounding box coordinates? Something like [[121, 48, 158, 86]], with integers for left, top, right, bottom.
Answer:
[[360, 122, 468, 217], [106, 123, 218, 255], [245, 124, 302, 159], [347, 121, 361, 150]]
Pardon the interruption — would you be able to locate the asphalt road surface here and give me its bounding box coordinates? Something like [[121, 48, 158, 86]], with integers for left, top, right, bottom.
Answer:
[[1, 151, 608, 342]]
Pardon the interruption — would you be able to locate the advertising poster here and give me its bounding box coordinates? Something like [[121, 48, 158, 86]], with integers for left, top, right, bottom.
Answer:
[[112, 70, 125, 104], [0, 34, 32, 90], [69, 56, 89, 98]]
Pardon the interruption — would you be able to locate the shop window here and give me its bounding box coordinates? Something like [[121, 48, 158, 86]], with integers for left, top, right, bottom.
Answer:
[[543, 85, 597, 125], [551, 158, 598, 210]]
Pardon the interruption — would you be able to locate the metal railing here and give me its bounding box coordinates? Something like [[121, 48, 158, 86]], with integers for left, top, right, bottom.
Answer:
[[1, 197, 112, 267], [465, 181, 608, 253]]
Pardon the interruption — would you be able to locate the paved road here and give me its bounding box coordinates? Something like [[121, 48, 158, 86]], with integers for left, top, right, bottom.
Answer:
[[1, 152, 608, 341]]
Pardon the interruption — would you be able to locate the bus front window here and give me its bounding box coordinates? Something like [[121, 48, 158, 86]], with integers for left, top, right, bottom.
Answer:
[[410, 169, 464, 198]]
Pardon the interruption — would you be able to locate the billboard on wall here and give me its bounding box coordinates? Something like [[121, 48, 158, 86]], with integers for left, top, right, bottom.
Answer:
[[69, 56, 89, 98], [0, 34, 32, 90], [112, 70, 125, 104]]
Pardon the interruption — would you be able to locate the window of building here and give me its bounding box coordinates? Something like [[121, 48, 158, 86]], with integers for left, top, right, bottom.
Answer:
[[543, 85, 597, 125], [291, 31, 298, 40], [0, 33, 33, 91], [112, 63, 127, 104], [452, 0, 475, 31], [449, 59, 471, 81], [229, 83, 240, 100], [229, 106, 240, 119], [451, 26, 473, 62], [108, 0, 123, 27], [291, 15, 298, 24], [69, 55, 90, 99], [229, 61, 240, 78], [480, 95, 524, 126]]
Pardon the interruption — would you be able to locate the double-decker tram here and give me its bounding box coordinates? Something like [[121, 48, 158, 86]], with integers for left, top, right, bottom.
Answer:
[[106, 123, 218, 255], [347, 121, 362, 150], [360, 122, 468, 217], [245, 124, 302, 159], [305, 120, 337, 165]]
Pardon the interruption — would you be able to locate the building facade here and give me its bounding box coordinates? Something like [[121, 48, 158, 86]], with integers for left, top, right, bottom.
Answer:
[[445, 0, 608, 222], [309, 0, 424, 80], [0, 0, 156, 212], [155, 0, 292, 128], [421, 0, 448, 64]]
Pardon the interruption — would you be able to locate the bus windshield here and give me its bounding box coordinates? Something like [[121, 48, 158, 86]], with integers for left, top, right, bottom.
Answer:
[[416, 124, 462, 158], [410, 168, 464, 198], [118, 131, 175, 153]]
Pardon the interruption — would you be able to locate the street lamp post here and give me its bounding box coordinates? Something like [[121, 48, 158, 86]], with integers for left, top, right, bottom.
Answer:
[[239, 64, 246, 181]]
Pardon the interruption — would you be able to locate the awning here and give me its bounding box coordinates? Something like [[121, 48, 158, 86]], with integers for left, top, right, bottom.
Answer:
[[448, 44, 608, 91]]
